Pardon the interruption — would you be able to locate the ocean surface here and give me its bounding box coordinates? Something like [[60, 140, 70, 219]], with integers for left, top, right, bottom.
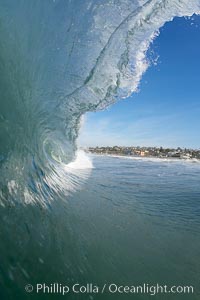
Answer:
[[1, 1, 200, 299], [1, 154, 200, 299]]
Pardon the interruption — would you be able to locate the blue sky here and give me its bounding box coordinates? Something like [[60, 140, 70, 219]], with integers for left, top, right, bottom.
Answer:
[[78, 15, 200, 149]]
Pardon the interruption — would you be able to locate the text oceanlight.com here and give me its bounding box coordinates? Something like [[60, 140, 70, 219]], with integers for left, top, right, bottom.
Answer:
[[25, 283, 194, 296]]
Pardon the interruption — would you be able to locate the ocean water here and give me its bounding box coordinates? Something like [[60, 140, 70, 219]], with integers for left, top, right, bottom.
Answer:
[[1, 1, 200, 299], [1, 154, 200, 299]]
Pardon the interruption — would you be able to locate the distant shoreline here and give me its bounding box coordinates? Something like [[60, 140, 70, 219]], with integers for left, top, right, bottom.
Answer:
[[86, 146, 200, 161], [90, 152, 195, 158], [86, 147, 200, 163]]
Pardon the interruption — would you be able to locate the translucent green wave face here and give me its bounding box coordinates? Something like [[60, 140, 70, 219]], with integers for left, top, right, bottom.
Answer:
[[0, 0, 199, 206]]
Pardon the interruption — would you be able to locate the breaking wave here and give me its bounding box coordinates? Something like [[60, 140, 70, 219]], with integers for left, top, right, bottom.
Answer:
[[0, 0, 200, 206]]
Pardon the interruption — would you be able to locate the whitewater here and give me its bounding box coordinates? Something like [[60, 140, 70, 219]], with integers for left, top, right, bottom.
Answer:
[[0, 1, 200, 299]]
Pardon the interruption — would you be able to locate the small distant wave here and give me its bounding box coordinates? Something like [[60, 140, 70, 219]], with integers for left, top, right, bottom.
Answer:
[[93, 153, 200, 165]]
